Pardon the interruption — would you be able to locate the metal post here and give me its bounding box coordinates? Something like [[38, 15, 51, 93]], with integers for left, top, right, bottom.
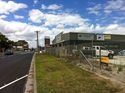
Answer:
[[35, 31, 39, 54], [99, 48, 102, 69], [92, 37, 94, 58], [91, 34, 94, 70]]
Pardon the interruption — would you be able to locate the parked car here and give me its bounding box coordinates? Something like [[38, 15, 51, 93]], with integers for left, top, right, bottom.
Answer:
[[4, 49, 13, 55], [118, 50, 125, 56]]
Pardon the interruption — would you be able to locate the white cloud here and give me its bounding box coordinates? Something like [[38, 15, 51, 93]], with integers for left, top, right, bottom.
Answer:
[[33, 0, 38, 4], [113, 16, 125, 23], [104, 25, 125, 34], [56, 24, 64, 29], [0, 19, 27, 34], [1, 0, 125, 48], [93, 24, 125, 35], [0, 15, 7, 19], [104, 0, 125, 13], [87, 0, 125, 15], [14, 15, 24, 19], [1, 17, 125, 48], [44, 13, 89, 29], [41, 4, 62, 10], [28, 9, 95, 37], [0, 18, 52, 47], [0, 0, 28, 14], [106, 24, 118, 30], [29, 9, 45, 23], [87, 4, 101, 15], [47, 4, 62, 10], [44, 14, 62, 25], [41, 4, 46, 10], [0, 14, 91, 48], [29, 9, 89, 28]]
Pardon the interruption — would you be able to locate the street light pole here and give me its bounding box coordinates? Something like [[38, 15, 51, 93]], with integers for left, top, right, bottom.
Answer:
[[35, 31, 39, 54]]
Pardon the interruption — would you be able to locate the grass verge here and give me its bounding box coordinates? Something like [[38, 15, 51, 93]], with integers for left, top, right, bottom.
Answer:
[[35, 54, 121, 93]]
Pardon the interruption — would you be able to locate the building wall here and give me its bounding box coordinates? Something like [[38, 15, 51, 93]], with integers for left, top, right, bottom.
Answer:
[[51, 32, 125, 57], [62, 33, 70, 41], [111, 35, 125, 42], [78, 33, 94, 40]]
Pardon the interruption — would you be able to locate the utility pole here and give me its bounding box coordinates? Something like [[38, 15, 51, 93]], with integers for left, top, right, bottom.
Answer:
[[35, 31, 39, 54]]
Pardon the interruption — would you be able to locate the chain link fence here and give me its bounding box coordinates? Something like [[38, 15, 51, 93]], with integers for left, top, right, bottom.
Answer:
[[46, 45, 125, 80]]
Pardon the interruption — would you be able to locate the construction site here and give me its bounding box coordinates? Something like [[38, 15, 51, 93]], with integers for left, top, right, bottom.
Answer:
[[45, 32, 125, 85]]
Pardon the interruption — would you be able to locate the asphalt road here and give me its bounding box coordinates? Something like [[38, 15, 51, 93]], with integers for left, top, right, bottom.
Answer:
[[0, 52, 34, 93]]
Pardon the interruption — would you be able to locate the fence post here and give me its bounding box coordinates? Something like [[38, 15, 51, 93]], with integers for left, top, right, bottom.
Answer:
[[99, 48, 102, 70]]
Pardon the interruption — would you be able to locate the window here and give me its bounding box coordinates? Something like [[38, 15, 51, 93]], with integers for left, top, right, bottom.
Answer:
[[79, 35, 82, 37]]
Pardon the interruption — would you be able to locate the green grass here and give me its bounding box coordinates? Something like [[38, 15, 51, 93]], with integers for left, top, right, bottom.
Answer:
[[35, 54, 121, 93]]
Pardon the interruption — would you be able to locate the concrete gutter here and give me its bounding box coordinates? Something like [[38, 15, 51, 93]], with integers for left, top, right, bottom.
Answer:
[[34, 53, 37, 93], [24, 53, 37, 93]]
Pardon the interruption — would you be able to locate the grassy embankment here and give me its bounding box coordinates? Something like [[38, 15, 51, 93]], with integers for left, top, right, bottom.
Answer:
[[35, 54, 121, 93]]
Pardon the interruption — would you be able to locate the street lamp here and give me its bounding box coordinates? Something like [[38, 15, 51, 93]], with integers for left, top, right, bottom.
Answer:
[[35, 31, 40, 54]]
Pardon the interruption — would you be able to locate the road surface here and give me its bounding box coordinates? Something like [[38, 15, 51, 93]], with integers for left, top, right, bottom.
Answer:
[[0, 52, 34, 93]]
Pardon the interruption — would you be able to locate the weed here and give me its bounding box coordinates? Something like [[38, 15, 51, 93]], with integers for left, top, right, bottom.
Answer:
[[35, 54, 121, 93]]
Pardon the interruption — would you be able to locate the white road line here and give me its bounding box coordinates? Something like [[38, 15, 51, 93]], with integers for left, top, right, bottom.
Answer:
[[0, 75, 28, 90]]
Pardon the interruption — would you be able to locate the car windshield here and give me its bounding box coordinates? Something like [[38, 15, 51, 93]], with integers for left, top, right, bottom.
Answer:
[[100, 47, 107, 50]]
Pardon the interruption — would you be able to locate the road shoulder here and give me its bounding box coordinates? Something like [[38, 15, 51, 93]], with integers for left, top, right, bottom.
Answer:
[[24, 53, 37, 93]]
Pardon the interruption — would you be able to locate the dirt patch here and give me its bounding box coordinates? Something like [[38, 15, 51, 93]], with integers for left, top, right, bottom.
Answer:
[[65, 57, 125, 92]]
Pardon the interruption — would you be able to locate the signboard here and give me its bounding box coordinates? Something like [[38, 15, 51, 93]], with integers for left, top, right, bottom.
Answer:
[[101, 57, 109, 64], [97, 34, 104, 40], [78, 33, 94, 40], [45, 37, 50, 47], [17, 46, 23, 49], [104, 35, 111, 40]]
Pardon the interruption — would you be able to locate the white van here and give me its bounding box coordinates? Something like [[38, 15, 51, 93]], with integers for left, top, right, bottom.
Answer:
[[92, 46, 114, 59]]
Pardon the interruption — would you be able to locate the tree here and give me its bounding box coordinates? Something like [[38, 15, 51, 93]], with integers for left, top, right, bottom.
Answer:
[[0, 33, 16, 51], [16, 40, 28, 46], [16, 40, 29, 50], [0, 33, 9, 48]]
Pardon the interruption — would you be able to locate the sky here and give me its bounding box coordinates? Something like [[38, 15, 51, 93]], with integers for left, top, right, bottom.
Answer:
[[0, 0, 125, 48]]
